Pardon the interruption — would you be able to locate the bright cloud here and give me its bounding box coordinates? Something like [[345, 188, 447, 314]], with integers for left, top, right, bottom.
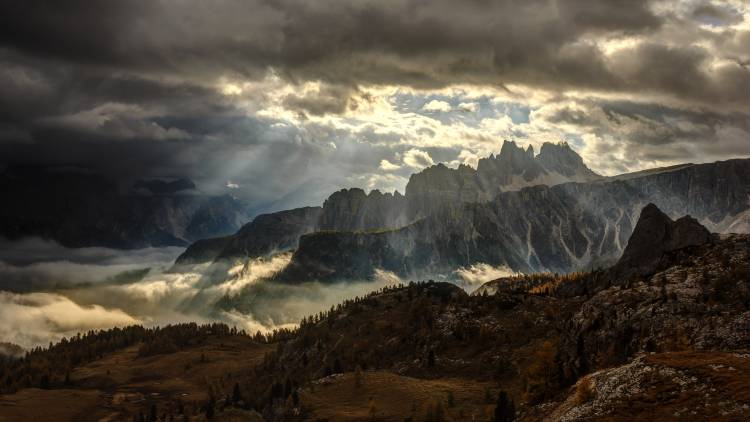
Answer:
[[379, 159, 401, 171], [422, 100, 452, 112], [403, 149, 435, 169]]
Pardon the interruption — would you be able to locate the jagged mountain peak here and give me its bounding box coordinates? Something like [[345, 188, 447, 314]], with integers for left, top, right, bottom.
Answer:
[[499, 139, 532, 158], [537, 141, 598, 178], [611, 203, 713, 278]]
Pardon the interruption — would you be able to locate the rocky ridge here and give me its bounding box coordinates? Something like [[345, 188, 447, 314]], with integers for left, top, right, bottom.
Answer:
[[176, 140, 600, 265], [176, 146, 750, 284], [276, 159, 750, 282]]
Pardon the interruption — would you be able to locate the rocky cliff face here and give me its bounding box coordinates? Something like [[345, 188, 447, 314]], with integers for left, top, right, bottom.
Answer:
[[608, 203, 713, 279], [317, 188, 408, 231], [555, 215, 750, 388], [279, 159, 750, 281], [406, 141, 600, 218], [178, 141, 601, 264], [175, 206, 322, 266], [175, 141, 749, 278]]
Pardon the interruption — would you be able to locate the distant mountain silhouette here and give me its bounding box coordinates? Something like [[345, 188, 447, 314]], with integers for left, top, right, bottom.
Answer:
[[0, 166, 249, 248]]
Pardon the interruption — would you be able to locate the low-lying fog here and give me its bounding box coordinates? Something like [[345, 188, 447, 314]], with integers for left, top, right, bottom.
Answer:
[[0, 237, 515, 350]]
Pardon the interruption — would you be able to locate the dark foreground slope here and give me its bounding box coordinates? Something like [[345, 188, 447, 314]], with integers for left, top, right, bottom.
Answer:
[[2, 205, 749, 421]]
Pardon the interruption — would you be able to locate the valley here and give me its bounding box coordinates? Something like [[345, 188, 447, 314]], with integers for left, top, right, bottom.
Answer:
[[2, 204, 749, 421]]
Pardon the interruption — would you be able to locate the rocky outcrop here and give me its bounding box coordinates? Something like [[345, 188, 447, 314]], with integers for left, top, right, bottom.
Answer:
[[608, 203, 714, 279], [557, 231, 750, 380], [216, 206, 322, 259], [275, 228, 414, 282], [173, 235, 232, 266]]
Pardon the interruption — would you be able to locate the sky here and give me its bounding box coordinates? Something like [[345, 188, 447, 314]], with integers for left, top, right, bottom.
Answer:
[[1, 0, 749, 211]]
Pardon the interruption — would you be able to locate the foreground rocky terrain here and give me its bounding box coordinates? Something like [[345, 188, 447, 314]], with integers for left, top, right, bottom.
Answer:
[[1, 203, 748, 421]]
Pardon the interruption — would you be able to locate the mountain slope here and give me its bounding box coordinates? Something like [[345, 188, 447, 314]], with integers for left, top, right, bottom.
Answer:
[[2, 204, 749, 421]]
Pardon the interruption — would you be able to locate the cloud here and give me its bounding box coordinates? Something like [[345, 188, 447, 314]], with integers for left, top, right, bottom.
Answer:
[[0, 238, 183, 292], [458, 102, 479, 112], [422, 100, 452, 112], [0, 291, 139, 349], [403, 149, 435, 169], [379, 159, 401, 171], [0, 241, 404, 348], [454, 263, 517, 293], [215, 269, 403, 334], [226, 181, 240, 189], [0, 0, 748, 215]]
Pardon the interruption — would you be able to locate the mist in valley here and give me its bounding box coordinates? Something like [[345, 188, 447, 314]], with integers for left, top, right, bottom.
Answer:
[[0, 238, 403, 350]]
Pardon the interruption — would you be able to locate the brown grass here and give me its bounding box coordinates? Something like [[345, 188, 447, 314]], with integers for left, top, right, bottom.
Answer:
[[0, 388, 101, 422], [300, 371, 496, 422], [574, 376, 595, 405], [0, 336, 272, 421]]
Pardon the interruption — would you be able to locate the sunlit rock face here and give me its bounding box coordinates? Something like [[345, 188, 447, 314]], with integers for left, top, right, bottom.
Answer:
[[179, 141, 602, 264]]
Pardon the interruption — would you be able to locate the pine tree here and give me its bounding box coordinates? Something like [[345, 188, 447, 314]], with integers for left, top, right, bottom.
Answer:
[[149, 404, 157, 422], [494, 390, 515, 422], [284, 378, 292, 398], [205, 397, 215, 419], [333, 358, 343, 373], [291, 389, 299, 406], [354, 365, 364, 388], [232, 382, 242, 405]]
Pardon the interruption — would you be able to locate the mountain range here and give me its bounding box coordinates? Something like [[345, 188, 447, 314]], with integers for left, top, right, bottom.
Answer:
[[0, 166, 251, 248], [177, 141, 750, 283]]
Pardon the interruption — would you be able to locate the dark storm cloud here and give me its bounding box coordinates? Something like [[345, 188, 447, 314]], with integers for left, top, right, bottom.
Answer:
[[691, 3, 743, 26], [282, 84, 358, 117], [0, 0, 662, 89], [539, 98, 750, 171], [2, 0, 747, 106], [0, 0, 748, 206]]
